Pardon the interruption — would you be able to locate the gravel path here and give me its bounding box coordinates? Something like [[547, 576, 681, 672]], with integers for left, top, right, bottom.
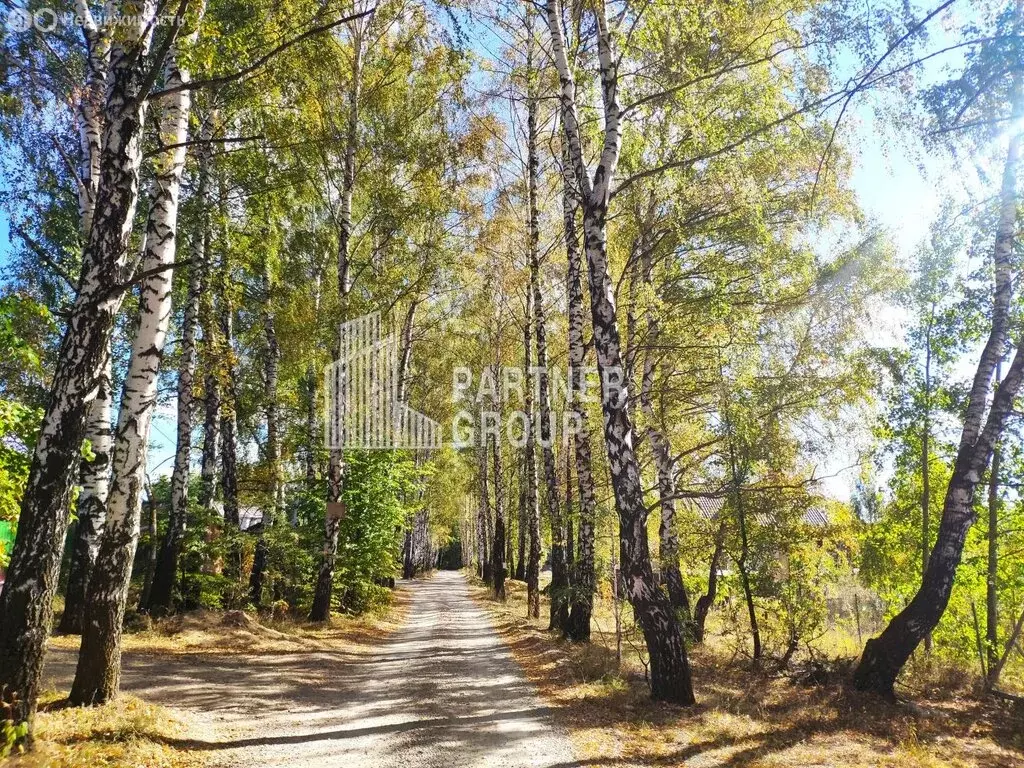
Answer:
[[43, 571, 576, 768]]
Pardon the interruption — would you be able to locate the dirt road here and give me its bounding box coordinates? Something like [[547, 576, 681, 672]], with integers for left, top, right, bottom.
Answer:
[[43, 571, 576, 768]]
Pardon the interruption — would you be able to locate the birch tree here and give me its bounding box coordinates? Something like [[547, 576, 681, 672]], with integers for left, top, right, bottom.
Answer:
[[250, 261, 282, 606], [854, 6, 1024, 697], [523, 293, 541, 617], [57, 355, 112, 635], [57, 7, 114, 637], [491, 371, 508, 600], [0, 0, 164, 727], [544, 0, 694, 703], [147, 119, 213, 614], [562, 137, 598, 642], [477, 440, 492, 582], [0, 0, 373, 725], [310, 9, 368, 621], [636, 209, 691, 625], [70, 24, 199, 702], [217, 232, 240, 531], [526, 83, 568, 633]]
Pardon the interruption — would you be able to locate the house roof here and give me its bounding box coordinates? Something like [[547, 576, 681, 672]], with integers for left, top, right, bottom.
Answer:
[[801, 507, 830, 527], [689, 496, 725, 520], [239, 507, 264, 532], [683, 496, 829, 527]]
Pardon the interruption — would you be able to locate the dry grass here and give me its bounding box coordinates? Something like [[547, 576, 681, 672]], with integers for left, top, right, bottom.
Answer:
[[6, 590, 412, 767], [47, 590, 410, 657], [471, 575, 1024, 768], [4, 694, 210, 768]]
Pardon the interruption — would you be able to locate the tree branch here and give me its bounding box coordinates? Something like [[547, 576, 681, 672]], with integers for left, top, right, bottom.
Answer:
[[143, 133, 264, 158], [98, 259, 192, 301], [131, 0, 193, 110], [10, 225, 77, 292], [810, 0, 958, 205], [49, 135, 86, 196], [149, 7, 377, 100]]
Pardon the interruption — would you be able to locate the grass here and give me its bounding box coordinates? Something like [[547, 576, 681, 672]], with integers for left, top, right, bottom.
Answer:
[[4, 694, 209, 768], [470, 574, 1024, 768], [47, 590, 410, 657], [5, 590, 411, 767]]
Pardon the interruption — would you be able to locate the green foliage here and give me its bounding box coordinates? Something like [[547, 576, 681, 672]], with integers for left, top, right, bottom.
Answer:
[[162, 459, 412, 616], [755, 502, 859, 657], [0, 293, 51, 551], [0, 717, 28, 759], [333, 451, 418, 611], [0, 400, 41, 536]]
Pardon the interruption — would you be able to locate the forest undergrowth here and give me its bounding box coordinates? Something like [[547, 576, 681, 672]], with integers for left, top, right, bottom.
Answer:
[[4, 592, 409, 767], [470, 576, 1024, 768]]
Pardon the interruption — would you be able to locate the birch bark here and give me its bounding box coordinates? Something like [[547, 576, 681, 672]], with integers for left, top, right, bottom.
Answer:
[[250, 264, 281, 607], [310, 16, 367, 620], [57, 354, 112, 634], [491, 392, 507, 600], [218, 249, 240, 530], [478, 441, 492, 582], [199, 300, 221, 513], [0, 1, 159, 726], [71, 28, 196, 703], [638, 241, 690, 622], [562, 137, 598, 643], [524, 295, 541, 617], [57, 3, 113, 637], [149, 118, 212, 614], [525, 42, 568, 631], [516, 458, 527, 581], [544, 0, 694, 703]]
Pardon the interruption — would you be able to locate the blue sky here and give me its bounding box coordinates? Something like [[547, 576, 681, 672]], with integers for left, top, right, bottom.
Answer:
[[0, 211, 10, 277]]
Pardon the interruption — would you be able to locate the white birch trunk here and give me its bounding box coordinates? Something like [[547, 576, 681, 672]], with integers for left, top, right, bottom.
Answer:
[[477, 441, 491, 581], [562, 135, 598, 643], [545, 0, 695, 704], [148, 118, 212, 613], [522, 16, 542, 619], [311, 17, 367, 620], [74, 0, 110, 240], [638, 241, 690, 619], [71, 32, 196, 704], [58, 352, 112, 635], [0, 0, 158, 727], [523, 299, 541, 616], [490, 398, 507, 600], [59, 0, 112, 636], [249, 263, 281, 606], [218, 233, 240, 529]]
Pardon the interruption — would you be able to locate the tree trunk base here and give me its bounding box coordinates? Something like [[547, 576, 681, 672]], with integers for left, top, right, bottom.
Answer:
[[632, 578, 697, 706], [566, 600, 591, 642], [851, 637, 900, 700], [56, 607, 84, 636], [645, 625, 696, 705], [146, 542, 180, 618], [249, 537, 268, 608]]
